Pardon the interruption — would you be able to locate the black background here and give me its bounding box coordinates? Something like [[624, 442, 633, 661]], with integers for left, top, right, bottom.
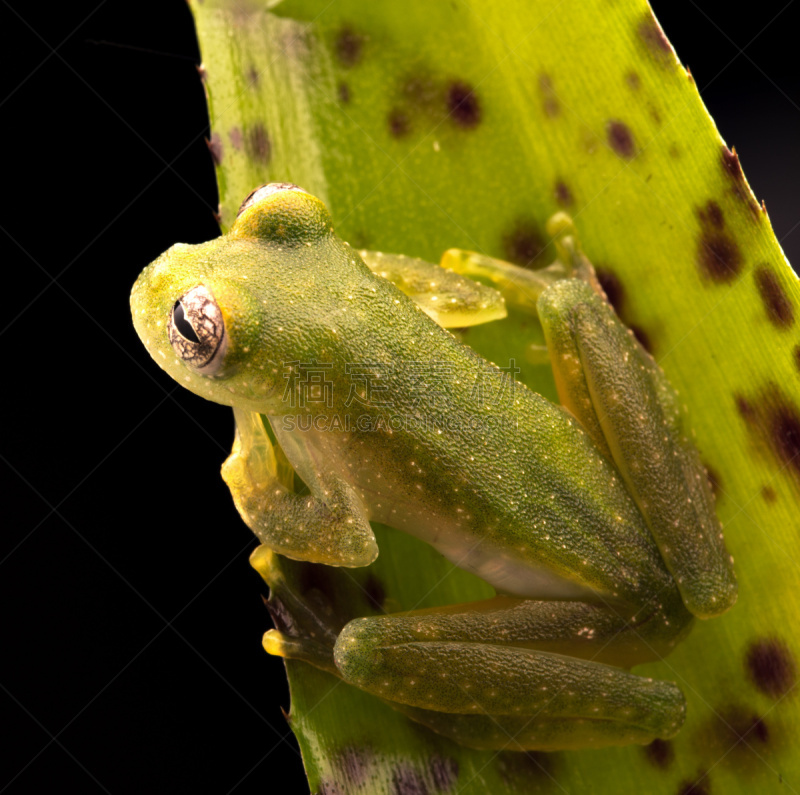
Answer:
[[1, 2, 798, 793]]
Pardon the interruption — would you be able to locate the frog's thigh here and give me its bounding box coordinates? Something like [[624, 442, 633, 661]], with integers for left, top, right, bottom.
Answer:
[[222, 408, 377, 567], [540, 280, 737, 618], [333, 600, 686, 751]]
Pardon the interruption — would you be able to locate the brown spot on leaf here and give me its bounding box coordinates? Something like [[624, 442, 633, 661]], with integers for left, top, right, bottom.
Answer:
[[594, 270, 652, 350], [698, 235, 741, 282], [334, 26, 364, 67], [229, 127, 243, 150], [338, 82, 351, 104], [752, 717, 769, 742], [607, 120, 636, 159], [206, 133, 223, 166], [502, 220, 546, 268], [696, 231, 742, 283], [638, 11, 674, 62], [334, 746, 371, 788], [698, 705, 774, 775], [429, 755, 458, 791], [761, 485, 777, 503], [595, 268, 625, 314], [719, 706, 770, 746], [735, 386, 800, 493], [697, 200, 724, 230], [644, 739, 674, 769], [649, 105, 662, 125], [554, 180, 574, 207], [754, 265, 794, 328], [538, 74, 559, 117], [735, 394, 756, 421], [772, 404, 800, 479], [446, 81, 481, 128], [677, 772, 710, 795], [246, 64, 259, 87], [746, 638, 797, 698], [388, 108, 411, 138], [392, 765, 428, 795], [245, 124, 271, 164], [721, 146, 760, 219], [625, 72, 641, 90]]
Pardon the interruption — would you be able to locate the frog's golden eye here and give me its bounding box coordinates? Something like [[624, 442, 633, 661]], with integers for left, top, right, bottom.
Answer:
[[168, 285, 227, 375]]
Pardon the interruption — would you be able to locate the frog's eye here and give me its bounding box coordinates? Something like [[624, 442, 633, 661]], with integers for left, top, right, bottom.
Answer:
[[236, 182, 307, 218], [167, 285, 227, 375]]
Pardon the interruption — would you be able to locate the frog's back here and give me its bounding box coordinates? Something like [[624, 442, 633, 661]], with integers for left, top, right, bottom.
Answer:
[[281, 259, 675, 611]]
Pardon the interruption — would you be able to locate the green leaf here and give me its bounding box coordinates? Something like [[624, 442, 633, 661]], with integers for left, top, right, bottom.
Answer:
[[189, 0, 800, 791]]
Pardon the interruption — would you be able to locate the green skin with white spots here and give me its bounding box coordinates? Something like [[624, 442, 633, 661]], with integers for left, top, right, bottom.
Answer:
[[131, 184, 737, 751]]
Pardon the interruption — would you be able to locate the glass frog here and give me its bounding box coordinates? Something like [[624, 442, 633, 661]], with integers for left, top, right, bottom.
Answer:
[[131, 183, 736, 751]]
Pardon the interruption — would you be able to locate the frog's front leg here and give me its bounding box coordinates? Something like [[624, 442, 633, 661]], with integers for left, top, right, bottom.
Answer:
[[358, 249, 507, 328], [222, 407, 377, 567]]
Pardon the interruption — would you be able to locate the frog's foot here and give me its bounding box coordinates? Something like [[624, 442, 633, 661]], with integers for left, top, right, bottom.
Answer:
[[223, 408, 377, 567], [436, 212, 601, 317], [332, 596, 689, 751], [250, 545, 344, 675]]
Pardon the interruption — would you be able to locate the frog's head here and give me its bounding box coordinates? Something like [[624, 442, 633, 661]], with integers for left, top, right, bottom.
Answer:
[[131, 183, 350, 414]]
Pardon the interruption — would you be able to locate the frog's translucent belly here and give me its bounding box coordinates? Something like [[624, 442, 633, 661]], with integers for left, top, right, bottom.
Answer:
[[346, 453, 596, 599], [281, 422, 638, 602], [426, 535, 597, 600]]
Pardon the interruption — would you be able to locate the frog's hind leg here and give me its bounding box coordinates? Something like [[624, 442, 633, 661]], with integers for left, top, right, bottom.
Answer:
[[443, 226, 737, 619], [329, 596, 689, 751], [538, 278, 737, 618]]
